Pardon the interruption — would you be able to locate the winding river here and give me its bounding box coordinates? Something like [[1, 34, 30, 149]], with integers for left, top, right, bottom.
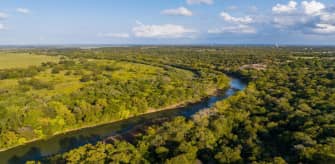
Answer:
[[0, 76, 246, 164]]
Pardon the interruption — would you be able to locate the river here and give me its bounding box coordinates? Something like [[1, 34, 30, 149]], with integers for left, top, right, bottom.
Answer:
[[0, 76, 247, 164]]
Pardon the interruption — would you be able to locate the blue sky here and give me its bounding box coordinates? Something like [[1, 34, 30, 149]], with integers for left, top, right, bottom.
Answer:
[[0, 0, 335, 45]]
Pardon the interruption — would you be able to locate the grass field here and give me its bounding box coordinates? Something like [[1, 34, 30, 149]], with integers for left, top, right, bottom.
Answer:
[[0, 53, 59, 69], [0, 58, 195, 99]]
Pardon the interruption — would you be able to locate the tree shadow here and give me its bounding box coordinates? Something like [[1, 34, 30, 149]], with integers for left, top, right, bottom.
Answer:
[[197, 148, 215, 164], [58, 134, 102, 153], [8, 147, 41, 164]]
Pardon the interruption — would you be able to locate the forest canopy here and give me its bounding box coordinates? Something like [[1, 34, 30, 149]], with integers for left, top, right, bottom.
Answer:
[[0, 47, 334, 164]]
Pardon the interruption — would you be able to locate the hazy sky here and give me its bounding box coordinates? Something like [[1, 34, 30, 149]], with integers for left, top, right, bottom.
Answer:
[[0, 0, 335, 45]]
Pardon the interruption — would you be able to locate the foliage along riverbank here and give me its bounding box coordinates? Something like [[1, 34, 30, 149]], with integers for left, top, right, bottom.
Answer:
[[0, 82, 228, 153], [0, 50, 229, 151]]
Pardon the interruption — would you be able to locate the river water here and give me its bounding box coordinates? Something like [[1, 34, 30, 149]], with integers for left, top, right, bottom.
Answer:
[[0, 77, 246, 164]]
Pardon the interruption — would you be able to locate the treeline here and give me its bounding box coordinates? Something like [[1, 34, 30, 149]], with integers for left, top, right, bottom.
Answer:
[[0, 66, 44, 80]]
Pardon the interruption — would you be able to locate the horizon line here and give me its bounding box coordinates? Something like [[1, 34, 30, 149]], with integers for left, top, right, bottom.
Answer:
[[1, 43, 335, 48]]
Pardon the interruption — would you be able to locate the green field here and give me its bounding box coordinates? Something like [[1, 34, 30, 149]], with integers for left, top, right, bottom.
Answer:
[[0, 53, 59, 69]]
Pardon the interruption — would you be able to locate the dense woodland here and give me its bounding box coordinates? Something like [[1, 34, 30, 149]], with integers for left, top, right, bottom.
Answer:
[[45, 47, 334, 164], [1, 47, 334, 163]]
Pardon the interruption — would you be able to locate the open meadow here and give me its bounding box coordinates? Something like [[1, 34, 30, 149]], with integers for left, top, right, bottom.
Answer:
[[0, 52, 59, 69]]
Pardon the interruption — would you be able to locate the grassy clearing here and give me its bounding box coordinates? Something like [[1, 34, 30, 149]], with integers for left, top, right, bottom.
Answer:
[[0, 59, 195, 99], [29, 70, 85, 96], [0, 79, 18, 88], [0, 58, 193, 96], [0, 53, 59, 69]]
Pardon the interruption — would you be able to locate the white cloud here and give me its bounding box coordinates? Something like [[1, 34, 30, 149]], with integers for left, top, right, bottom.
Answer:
[[16, 8, 30, 14], [0, 12, 8, 19], [271, 0, 335, 35], [208, 24, 256, 34], [273, 16, 301, 28], [0, 24, 5, 30], [272, 1, 312, 29], [320, 12, 335, 24], [132, 21, 196, 38], [272, 1, 297, 14], [98, 33, 130, 38], [213, 11, 256, 35], [302, 0, 325, 15], [311, 24, 335, 34], [220, 12, 253, 24], [186, 0, 213, 5], [161, 7, 192, 16]]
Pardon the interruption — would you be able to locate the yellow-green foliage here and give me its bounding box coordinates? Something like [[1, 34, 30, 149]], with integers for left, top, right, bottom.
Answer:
[[0, 52, 59, 69], [0, 79, 18, 88], [32, 70, 85, 96], [111, 61, 193, 81], [0, 53, 229, 151]]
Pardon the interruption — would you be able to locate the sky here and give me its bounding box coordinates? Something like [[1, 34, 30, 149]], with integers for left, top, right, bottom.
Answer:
[[0, 0, 335, 45]]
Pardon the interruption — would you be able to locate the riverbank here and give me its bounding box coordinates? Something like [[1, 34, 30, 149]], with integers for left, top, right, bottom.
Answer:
[[0, 85, 227, 153], [0, 76, 246, 164]]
